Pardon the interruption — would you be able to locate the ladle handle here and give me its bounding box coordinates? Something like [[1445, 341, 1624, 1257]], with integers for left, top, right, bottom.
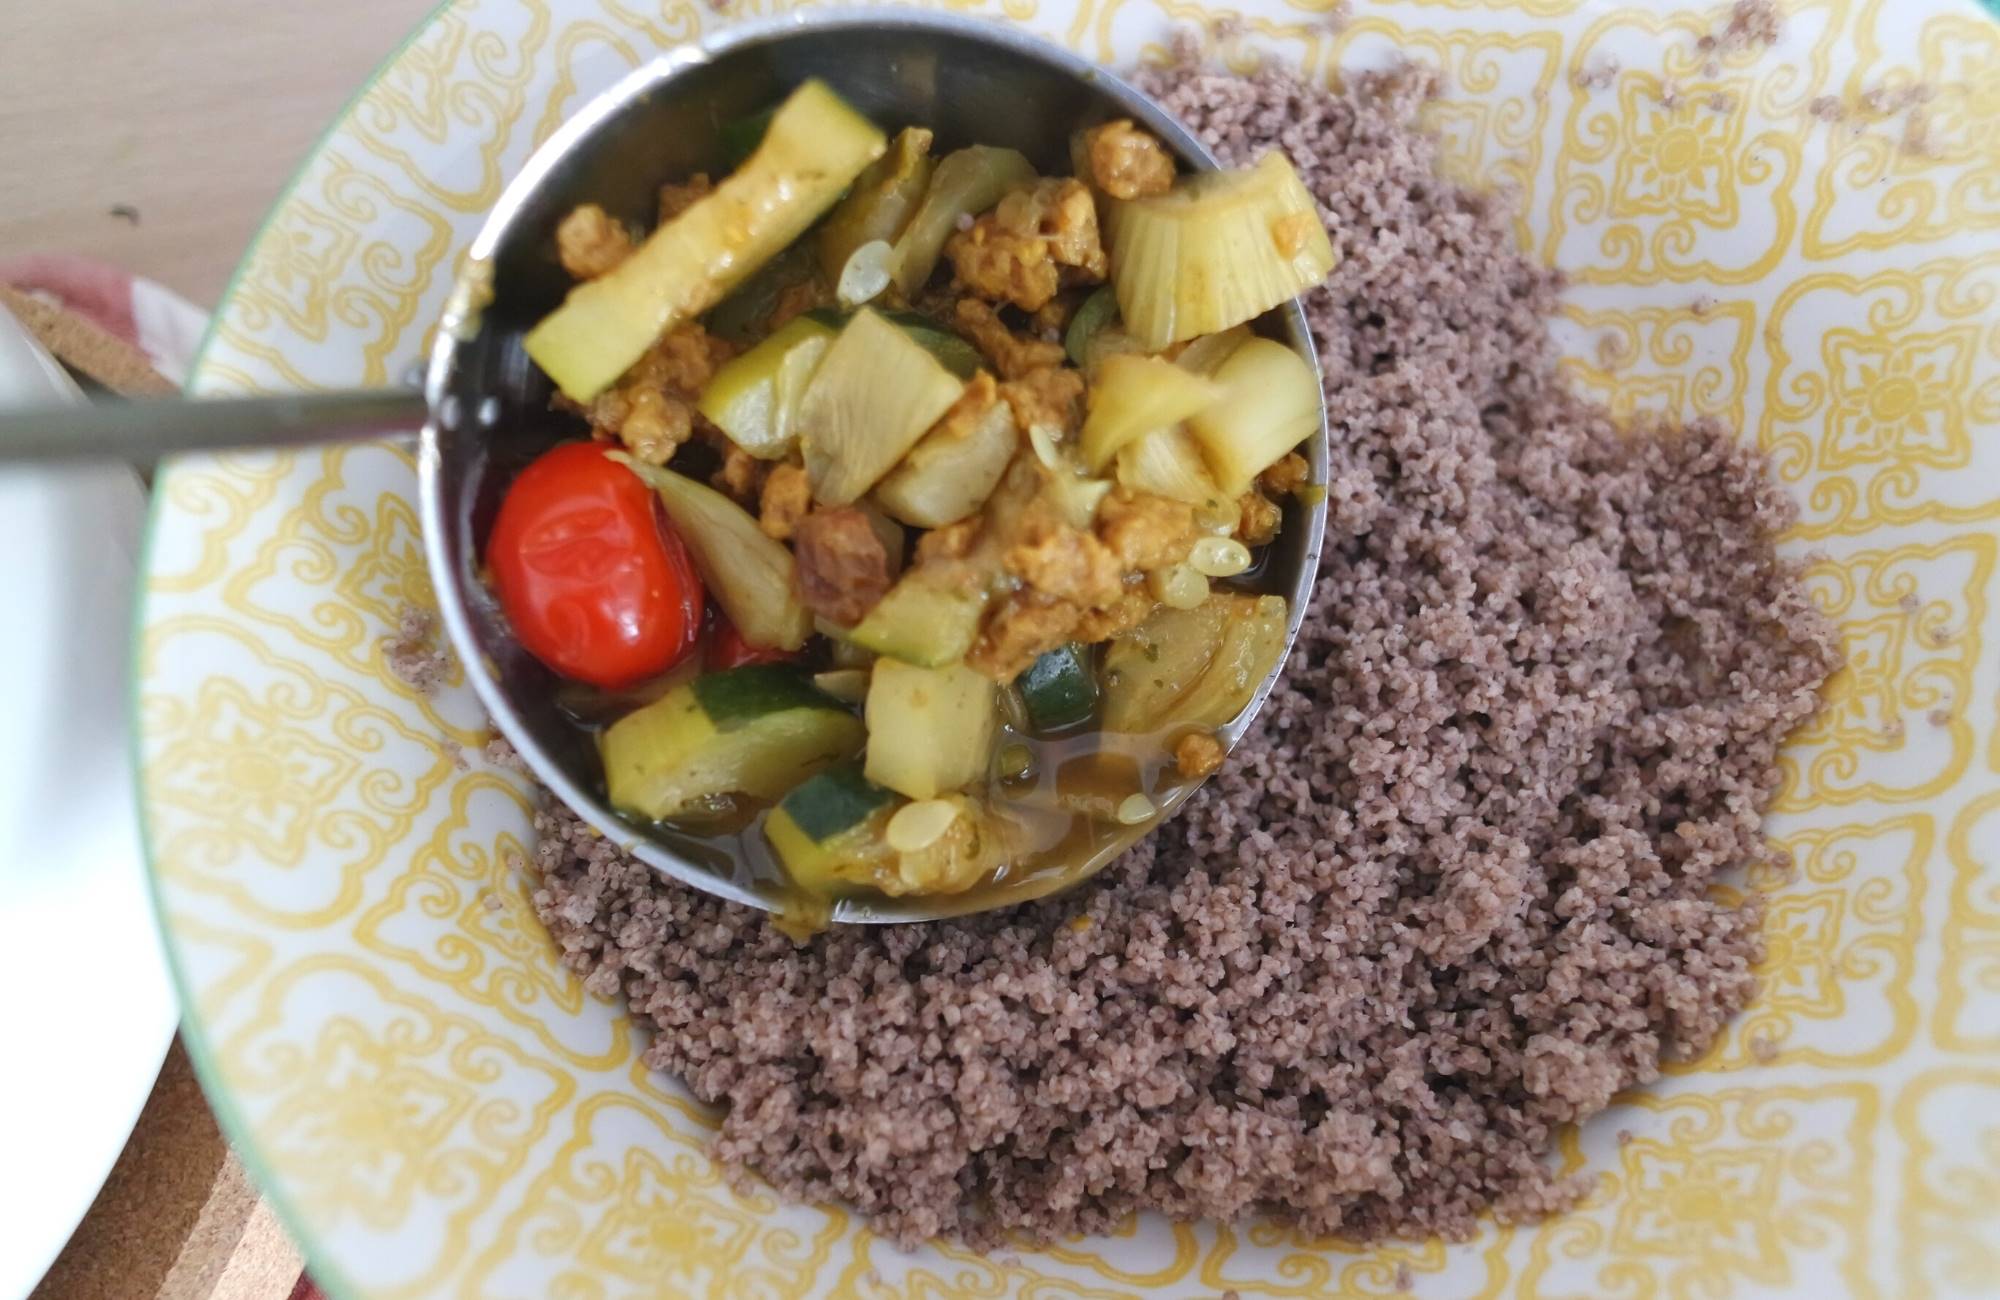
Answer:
[[0, 389, 429, 468]]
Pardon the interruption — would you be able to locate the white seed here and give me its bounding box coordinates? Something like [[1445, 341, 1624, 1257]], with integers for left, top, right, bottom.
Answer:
[[810, 668, 870, 705], [1028, 422, 1064, 470], [1149, 562, 1210, 609], [1115, 793, 1157, 825], [886, 798, 962, 852], [836, 239, 893, 308], [1190, 536, 1253, 577]]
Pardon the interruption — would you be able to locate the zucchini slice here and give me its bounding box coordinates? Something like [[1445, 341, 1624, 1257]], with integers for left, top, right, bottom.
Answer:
[[1064, 286, 1119, 368], [767, 770, 1003, 898], [1015, 642, 1099, 732], [863, 658, 998, 799], [847, 571, 990, 667], [696, 315, 837, 459], [817, 126, 935, 286], [600, 665, 864, 820], [765, 764, 900, 895], [525, 80, 887, 401]]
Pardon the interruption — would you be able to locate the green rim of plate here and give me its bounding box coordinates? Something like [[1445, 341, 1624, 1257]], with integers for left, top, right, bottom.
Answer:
[[128, 6, 455, 1300]]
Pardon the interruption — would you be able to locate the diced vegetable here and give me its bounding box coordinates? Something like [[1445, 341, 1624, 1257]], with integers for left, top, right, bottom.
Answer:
[[864, 658, 998, 799], [1101, 596, 1233, 732], [696, 315, 836, 459], [765, 764, 900, 895], [1105, 152, 1336, 349], [817, 127, 935, 285], [718, 105, 778, 166], [804, 307, 984, 379], [1173, 325, 1251, 377], [883, 312, 984, 379], [526, 80, 887, 401], [811, 668, 871, 704], [889, 794, 1002, 894], [615, 456, 812, 651], [1186, 336, 1322, 494], [1064, 286, 1119, 367], [1077, 353, 1220, 471], [1016, 643, 1098, 731], [887, 145, 1037, 295], [1101, 594, 1287, 733], [874, 392, 1019, 528], [1174, 594, 1288, 726], [768, 771, 1000, 898], [1115, 425, 1226, 510], [848, 571, 990, 666], [600, 665, 863, 819], [709, 616, 799, 669], [704, 242, 819, 347], [487, 442, 705, 689], [797, 308, 966, 505]]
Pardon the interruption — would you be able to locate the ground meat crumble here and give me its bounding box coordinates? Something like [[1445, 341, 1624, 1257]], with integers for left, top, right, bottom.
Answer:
[[531, 57, 1839, 1250]]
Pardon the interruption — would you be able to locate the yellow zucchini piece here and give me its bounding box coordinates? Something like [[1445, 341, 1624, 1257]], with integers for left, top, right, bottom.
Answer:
[[696, 315, 836, 459], [525, 80, 887, 401], [1186, 337, 1322, 495], [817, 127, 935, 286], [1106, 152, 1336, 349], [601, 666, 863, 820], [1077, 353, 1220, 471], [798, 308, 966, 505], [863, 659, 998, 799], [847, 573, 990, 667]]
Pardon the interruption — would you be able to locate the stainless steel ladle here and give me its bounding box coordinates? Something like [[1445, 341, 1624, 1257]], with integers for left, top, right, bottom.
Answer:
[[0, 9, 1330, 923]]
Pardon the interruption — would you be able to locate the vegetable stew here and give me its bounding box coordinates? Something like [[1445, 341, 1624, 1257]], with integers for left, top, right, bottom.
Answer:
[[490, 79, 1332, 920]]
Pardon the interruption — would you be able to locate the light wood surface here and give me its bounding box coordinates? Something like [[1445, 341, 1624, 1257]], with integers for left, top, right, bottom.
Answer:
[[0, 0, 437, 305]]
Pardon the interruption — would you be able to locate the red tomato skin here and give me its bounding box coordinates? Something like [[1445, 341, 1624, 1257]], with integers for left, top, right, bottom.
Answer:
[[708, 616, 798, 670], [485, 442, 704, 688]]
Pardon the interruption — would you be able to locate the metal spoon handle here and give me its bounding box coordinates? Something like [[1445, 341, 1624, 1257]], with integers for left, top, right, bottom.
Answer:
[[0, 389, 429, 468]]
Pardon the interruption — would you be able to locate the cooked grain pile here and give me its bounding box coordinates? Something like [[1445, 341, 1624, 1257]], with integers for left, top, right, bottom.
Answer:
[[533, 61, 1839, 1247]]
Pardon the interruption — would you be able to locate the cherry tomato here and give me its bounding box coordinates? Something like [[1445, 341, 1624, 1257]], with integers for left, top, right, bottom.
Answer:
[[708, 614, 799, 669], [486, 442, 704, 688]]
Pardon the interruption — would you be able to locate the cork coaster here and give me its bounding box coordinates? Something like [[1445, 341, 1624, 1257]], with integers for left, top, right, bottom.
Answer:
[[0, 284, 177, 398], [6, 296, 312, 1299], [30, 1043, 305, 1300]]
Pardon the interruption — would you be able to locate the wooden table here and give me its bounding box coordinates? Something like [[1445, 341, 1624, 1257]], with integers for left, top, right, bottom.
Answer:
[[0, 0, 436, 305]]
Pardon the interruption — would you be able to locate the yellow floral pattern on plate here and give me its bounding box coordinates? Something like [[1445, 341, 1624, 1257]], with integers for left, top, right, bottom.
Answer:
[[134, 0, 2000, 1297]]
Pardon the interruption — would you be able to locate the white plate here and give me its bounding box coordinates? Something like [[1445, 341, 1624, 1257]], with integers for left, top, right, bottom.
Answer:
[[0, 307, 177, 1300]]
